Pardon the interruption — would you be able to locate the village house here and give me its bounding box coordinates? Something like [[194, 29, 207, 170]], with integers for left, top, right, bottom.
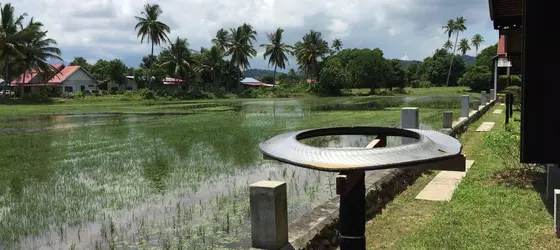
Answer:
[[107, 76, 139, 92], [11, 64, 97, 94]]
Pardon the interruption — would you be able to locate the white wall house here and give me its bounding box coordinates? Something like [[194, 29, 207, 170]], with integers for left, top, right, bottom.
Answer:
[[12, 64, 97, 94], [107, 76, 138, 91]]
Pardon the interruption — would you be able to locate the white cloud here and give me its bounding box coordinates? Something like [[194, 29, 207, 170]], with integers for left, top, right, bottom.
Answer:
[[14, 0, 498, 69], [400, 55, 410, 61]]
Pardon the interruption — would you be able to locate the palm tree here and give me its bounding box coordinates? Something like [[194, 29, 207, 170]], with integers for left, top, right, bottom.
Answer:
[[294, 30, 330, 80], [0, 3, 30, 88], [134, 4, 171, 89], [18, 19, 62, 95], [159, 37, 195, 90], [442, 19, 455, 41], [443, 40, 453, 51], [225, 25, 257, 93], [332, 39, 343, 54], [458, 38, 471, 55], [444, 16, 467, 86], [260, 28, 293, 85], [197, 46, 224, 92], [211, 28, 229, 52], [471, 34, 484, 56]]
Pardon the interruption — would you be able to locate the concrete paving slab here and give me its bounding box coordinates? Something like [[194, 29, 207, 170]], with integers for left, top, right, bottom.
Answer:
[[476, 122, 495, 132], [493, 109, 503, 114], [415, 160, 475, 201]]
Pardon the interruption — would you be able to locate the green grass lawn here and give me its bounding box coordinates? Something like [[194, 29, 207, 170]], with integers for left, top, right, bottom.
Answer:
[[347, 86, 479, 98], [365, 105, 557, 249]]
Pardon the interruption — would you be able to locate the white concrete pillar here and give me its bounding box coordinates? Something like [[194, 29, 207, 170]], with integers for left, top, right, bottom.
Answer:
[[402, 107, 419, 145], [461, 95, 470, 118], [490, 89, 495, 101], [472, 101, 480, 111], [442, 111, 452, 129], [250, 181, 288, 250], [493, 59, 498, 100], [481, 91, 487, 105]]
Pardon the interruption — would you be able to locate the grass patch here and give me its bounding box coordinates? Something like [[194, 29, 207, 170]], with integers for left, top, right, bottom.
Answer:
[[365, 106, 557, 249]]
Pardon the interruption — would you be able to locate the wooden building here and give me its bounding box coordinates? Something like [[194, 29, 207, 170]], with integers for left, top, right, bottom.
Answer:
[[489, 0, 560, 163]]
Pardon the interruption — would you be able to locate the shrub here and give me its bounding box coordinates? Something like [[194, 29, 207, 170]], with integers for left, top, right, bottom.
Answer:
[[138, 88, 156, 100], [376, 89, 393, 96], [123, 91, 136, 98], [458, 65, 492, 91], [22, 92, 51, 103], [392, 87, 409, 94], [74, 91, 85, 99]]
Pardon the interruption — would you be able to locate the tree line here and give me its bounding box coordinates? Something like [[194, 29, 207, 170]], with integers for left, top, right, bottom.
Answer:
[[1, 2, 493, 98]]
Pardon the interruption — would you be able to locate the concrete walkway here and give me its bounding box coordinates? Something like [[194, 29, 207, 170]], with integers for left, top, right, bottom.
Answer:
[[415, 160, 475, 201], [493, 109, 503, 114], [476, 122, 495, 132]]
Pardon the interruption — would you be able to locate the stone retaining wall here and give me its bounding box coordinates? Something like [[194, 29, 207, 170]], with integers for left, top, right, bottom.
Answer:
[[282, 100, 496, 250]]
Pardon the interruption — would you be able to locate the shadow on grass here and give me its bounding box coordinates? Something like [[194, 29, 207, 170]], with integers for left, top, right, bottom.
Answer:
[[532, 166, 554, 215]]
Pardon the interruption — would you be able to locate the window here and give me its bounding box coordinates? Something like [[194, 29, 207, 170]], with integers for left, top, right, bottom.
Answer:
[[64, 86, 73, 92], [80, 86, 86, 92], [126, 87, 132, 90]]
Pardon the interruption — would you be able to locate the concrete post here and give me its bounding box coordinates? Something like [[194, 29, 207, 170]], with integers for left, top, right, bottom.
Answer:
[[555, 189, 560, 238], [461, 95, 470, 118], [547, 164, 560, 202], [250, 181, 288, 249], [442, 111, 452, 129], [493, 58, 498, 100], [472, 101, 480, 111], [401, 107, 419, 145], [490, 89, 495, 101], [481, 91, 487, 105]]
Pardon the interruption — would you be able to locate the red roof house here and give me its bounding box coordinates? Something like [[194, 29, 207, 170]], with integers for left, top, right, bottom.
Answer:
[[12, 64, 97, 93]]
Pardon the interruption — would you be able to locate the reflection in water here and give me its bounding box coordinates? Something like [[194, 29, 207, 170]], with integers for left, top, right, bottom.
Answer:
[[0, 96, 458, 249]]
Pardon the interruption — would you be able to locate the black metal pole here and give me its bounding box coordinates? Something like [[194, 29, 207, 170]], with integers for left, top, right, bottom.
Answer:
[[505, 94, 510, 124], [509, 94, 514, 116], [339, 171, 366, 250]]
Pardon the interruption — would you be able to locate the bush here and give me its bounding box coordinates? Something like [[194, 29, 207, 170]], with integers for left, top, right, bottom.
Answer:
[[376, 89, 393, 96], [22, 92, 51, 103], [392, 87, 409, 94], [74, 91, 85, 99], [123, 91, 136, 98], [458, 65, 492, 91], [138, 88, 156, 100]]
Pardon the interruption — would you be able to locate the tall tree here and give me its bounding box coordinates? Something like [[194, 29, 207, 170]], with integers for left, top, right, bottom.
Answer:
[[444, 16, 467, 86], [211, 28, 229, 52], [197, 45, 224, 92], [294, 30, 330, 80], [260, 28, 293, 84], [18, 20, 61, 86], [442, 19, 455, 41], [134, 4, 170, 89], [225, 25, 257, 93], [331, 39, 343, 54], [458, 38, 471, 55], [159, 37, 195, 90], [0, 3, 31, 87], [443, 40, 453, 51], [471, 34, 484, 56], [69, 57, 91, 72]]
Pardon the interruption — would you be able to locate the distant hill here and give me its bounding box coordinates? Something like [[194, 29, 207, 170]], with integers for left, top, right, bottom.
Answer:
[[244, 69, 285, 78], [461, 55, 476, 65], [398, 55, 476, 68], [398, 60, 422, 68]]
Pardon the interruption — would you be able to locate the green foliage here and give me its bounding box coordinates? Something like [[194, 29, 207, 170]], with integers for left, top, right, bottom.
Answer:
[[317, 57, 351, 96], [244, 69, 284, 78], [259, 75, 275, 84], [138, 88, 156, 100], [475, 44, 498, 70], [499, 75, 521, 85], [458, 65, 492, 91], [421, 49, 466, 86], [376, 89, 393, 96], [338, 48, 386, 92], [392, 87, 409, 94], [410, 80, 432, 88], [386, 59, 406, 90]]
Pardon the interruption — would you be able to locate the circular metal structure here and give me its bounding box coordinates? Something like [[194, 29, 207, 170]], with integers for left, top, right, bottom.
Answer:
[[259, 126, 462, 172]]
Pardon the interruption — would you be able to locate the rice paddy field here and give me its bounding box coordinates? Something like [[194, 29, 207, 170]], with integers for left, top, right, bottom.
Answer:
[[0, 93, 478, 249]]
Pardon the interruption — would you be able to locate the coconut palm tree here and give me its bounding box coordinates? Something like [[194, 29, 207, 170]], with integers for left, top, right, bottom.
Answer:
[[134, 4, 171, 88], [0, 3, 30, 88], [294, 30, 330, 80], [458, 38, 471, 55], [211, 28, 229, 52], [159, 37, 196, 90], [197, 45, 224, 92], [443, 40, 453, 51], [18, 19, 62, 95], [471, 34, 484, 56], [442, 19, 455, 41], [331, 39, 342, 54], [260, 28, 293, 85], [445, 16, 467, 86], [225, 25, 257, 93]]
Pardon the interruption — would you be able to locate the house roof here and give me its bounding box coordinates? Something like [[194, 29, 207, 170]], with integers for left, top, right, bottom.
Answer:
[[163, 77, 185, 85], [497, 35, 507, 56], [240, 77, 273, 87], [47, 66, 81, 84], [241, 77, 260, 83]]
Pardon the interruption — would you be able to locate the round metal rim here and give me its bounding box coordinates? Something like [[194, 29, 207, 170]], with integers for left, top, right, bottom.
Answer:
[[259, 126, 462, 172]]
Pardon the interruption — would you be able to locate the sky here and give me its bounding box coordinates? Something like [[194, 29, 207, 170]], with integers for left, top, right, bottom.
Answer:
[[15, 0, 499, 71]]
